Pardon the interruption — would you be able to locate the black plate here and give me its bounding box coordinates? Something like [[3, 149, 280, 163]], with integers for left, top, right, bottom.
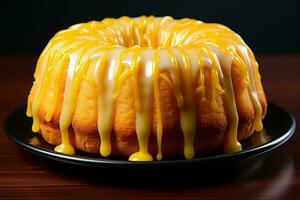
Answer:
[[5, 102, 295, 169]]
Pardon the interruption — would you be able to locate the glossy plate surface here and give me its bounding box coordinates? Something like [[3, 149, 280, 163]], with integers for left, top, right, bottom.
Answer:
[[5, 102, 295, 169]]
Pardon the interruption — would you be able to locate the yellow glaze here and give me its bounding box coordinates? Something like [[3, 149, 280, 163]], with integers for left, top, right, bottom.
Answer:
[[152, 50, 163, 160], [27, 16, 264, 161]]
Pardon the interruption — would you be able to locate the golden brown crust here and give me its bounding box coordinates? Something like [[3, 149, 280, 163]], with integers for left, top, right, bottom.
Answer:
[[35, 62, 267, 158], [231, 62, 255, 141]]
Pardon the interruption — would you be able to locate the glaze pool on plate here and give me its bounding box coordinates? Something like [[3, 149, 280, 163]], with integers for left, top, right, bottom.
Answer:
[[5, 102, 295, 169]]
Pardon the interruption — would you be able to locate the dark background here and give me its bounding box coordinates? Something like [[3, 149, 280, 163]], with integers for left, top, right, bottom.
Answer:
[[1, 0, 300, 54]]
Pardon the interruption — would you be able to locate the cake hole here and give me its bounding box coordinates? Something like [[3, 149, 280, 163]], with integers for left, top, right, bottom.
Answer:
[[103, 18, 195, 49]]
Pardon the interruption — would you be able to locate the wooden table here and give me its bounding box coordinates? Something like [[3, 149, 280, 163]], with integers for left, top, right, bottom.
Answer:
[[0, 54, 299, 199]]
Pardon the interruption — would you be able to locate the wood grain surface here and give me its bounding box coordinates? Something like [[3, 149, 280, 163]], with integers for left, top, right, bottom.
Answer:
[[0, 54, 299, 200]]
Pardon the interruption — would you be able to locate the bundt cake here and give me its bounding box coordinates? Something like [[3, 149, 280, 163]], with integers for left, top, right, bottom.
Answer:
[[26, 16, 267, 161]]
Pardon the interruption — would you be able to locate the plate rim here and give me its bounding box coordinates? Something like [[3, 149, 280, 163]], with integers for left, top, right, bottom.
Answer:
[[5, 102, 296, 168]]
